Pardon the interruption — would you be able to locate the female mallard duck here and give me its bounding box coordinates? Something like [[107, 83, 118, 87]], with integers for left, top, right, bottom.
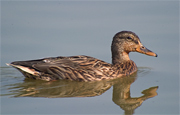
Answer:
[[7, 31, 157, 82]]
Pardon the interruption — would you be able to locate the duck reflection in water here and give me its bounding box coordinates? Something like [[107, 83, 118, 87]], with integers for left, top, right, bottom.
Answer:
[[9, 71, 158, 115], [112, 74, 158, 115]]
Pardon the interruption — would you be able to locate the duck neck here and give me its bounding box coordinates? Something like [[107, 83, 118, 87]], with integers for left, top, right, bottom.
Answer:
[[112, 51, 130, 65]]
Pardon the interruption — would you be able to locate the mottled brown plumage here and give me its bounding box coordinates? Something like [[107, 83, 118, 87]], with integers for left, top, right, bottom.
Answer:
[[7, 31, 157, 81]]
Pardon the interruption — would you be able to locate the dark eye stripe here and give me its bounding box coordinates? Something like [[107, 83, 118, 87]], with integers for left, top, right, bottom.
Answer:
[[118, 36, 139, 44], [127, 37, 132, 39], [127, 37, 138, 44], [133, 40, 138, 44]]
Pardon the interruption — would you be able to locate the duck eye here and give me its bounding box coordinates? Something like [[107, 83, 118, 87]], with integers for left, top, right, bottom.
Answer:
[[127, 37, 132, 40]]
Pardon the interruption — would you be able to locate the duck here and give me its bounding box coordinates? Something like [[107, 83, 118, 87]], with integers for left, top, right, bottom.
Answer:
[[7, 31, 157, 82]]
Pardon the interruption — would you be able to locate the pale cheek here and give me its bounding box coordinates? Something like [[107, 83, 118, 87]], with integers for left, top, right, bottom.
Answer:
[[124, 42, 136, 51]]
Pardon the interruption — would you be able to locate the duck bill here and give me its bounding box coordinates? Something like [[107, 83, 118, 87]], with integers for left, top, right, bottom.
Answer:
[[136, 46, 158, 57]]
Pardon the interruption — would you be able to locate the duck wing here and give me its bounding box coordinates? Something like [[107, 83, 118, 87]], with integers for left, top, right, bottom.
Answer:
[[8, 55, 113, 81]]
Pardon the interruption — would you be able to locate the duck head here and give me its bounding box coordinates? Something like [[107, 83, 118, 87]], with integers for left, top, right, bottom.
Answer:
[[111, 31, 157, 64]]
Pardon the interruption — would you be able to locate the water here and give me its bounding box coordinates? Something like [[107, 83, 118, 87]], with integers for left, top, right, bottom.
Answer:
[[1, 1, 179, 115]]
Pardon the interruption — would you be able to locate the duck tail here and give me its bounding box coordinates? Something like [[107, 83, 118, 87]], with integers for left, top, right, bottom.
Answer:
[[6, 63, 40, 76]]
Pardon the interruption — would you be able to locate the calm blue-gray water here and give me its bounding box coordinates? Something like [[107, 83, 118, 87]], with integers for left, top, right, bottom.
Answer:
[[1, 1, 179, 115]]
